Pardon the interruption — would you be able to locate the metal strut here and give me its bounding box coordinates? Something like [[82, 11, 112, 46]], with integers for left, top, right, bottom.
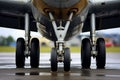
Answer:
[[49, 12, 73, 41], [90, 13, 97, 57], [49, 12, 73, 61], [24, 13, 30, 57]]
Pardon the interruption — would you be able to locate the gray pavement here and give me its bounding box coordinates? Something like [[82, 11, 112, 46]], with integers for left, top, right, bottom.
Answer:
[[0, 52, 120, 80]]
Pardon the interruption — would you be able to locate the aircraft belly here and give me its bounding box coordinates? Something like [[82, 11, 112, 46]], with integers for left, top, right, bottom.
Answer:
[[32, 0, 88, 19], [43, 0, 80, 8]]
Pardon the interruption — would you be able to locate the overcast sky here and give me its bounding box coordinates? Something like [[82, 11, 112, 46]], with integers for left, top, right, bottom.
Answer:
[[0, 27, 120, 40], [0, 27, 41, 40]]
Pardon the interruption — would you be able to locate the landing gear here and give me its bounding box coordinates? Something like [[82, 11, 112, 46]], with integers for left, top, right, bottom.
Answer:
[[16, 38, 40, 68], [30, 38, 40, 68], [49, 12, 73, 71], [81, 13, 106, 69], [16, 38, 25, 68], [81, 38, 91, 69], [96, 38, 106, 69], [15, 13, 40, 68]]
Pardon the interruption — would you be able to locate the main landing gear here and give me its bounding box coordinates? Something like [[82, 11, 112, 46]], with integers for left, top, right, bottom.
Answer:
[[16, 13, 40, 68], [81, 13, 106, 69]]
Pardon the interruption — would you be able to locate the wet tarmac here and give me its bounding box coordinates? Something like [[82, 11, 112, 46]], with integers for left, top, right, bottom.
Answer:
[[0, 52, 120, 80]]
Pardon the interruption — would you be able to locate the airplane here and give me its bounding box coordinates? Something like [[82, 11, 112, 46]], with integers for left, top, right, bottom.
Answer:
[[0, 0, 120, 71]]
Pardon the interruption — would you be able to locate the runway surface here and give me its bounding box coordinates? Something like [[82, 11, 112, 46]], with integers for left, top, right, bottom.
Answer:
[[0, 52, 120, 80]]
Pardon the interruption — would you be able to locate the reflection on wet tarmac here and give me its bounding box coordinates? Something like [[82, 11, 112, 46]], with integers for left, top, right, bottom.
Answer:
[[14, 70, 94, 77], [16, 73, 25, 76], [81, 70, 91, 77], [14, 70, 120, 79], [96, 74, 120, 78], [1, 53, 120, 80], [15, 71, 80, 76], [1, 69, 120, 80]]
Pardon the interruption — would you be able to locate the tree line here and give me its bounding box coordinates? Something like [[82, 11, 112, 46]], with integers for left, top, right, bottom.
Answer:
[[0, 36, 15, 46]]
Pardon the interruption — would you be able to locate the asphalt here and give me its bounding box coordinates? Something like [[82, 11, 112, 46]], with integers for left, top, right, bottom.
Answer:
[[0, 52, 120, 80]]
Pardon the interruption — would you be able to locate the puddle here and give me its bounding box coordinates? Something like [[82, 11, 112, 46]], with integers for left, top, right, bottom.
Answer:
[[97, 74, 120, 78]]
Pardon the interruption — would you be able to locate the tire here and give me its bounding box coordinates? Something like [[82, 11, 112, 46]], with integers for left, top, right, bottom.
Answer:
[[81, 38, 91, 69], [96, 38, 106, 69], [16, 38, 25, 68], [51, 48, 58, 72], [30, 38, 40, 68], [64, 48, 71, 72]]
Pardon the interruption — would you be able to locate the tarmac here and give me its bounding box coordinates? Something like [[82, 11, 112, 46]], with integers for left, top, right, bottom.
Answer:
[[0, 52, 120, 80]]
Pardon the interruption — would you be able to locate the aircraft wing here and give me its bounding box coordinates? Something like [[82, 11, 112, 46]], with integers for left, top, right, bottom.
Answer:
[[83, 0, 120, 32], [0, 0, 37, 31], [0, 0, 119, 32]]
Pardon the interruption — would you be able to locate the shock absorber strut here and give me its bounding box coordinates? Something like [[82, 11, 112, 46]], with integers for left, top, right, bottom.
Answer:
[[90, 13, 97, 57], [24, 13, 31, 57]]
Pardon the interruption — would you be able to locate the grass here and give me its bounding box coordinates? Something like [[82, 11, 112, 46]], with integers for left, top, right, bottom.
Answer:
[[69, 46, 120, 53], [106, 47, 120, 53], [0, 46, 120, 53], [0, 46, 15, 52]]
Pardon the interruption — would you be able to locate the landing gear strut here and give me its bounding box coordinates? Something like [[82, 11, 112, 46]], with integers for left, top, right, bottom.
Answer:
[[16, 13, 40, 68], [49, 12, 73, 71], [81, 13, 106, 69]]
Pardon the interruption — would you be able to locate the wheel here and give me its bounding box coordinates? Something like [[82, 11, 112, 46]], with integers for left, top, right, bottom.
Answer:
[[16, 38, 25, 68], [51, 48, 58, 72], [81, 38, 91, 69], [30, 38, 40, 68], [96, 38, 106, 69], [64, 48, 71, 72]]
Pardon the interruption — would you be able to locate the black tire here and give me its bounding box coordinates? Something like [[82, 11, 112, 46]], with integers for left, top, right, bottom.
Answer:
[[16, 38, 25, 68], [81, 38, 91, 69], [64, 48, 71, 72], [96, 38, 106, 69], [51, 48, 58, 72], [30, 38, 40, 68]]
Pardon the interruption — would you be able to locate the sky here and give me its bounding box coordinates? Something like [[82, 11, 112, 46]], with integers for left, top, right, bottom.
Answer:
[[0, 27, 120, 40], [0, 27, 41, 40]]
